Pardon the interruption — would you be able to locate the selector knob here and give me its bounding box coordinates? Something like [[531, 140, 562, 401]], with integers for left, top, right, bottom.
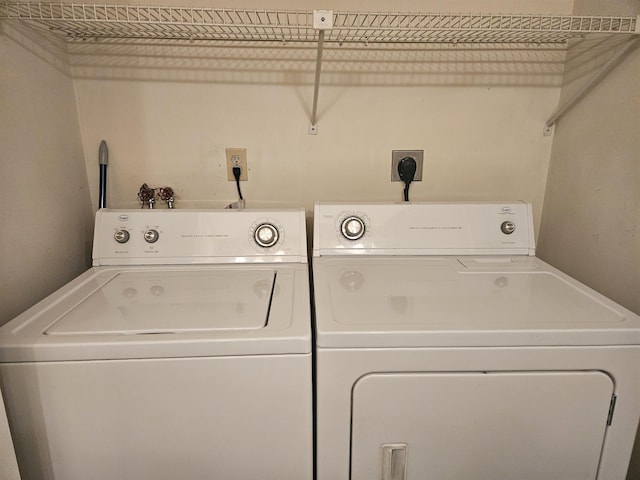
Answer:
[[254, 223, 279, 248], [341, 216, 365, 241], [114, 230, 130, 244], [144, 229, 160, 243], [501, 221, 516, 235]]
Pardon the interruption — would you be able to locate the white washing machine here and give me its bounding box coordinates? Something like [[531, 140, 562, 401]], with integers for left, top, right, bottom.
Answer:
[[0, 208, 312, 480], [312, 201, 640, 480]]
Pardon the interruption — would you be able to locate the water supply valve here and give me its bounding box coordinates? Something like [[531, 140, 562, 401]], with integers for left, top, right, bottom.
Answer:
[[138, 183, 155, 209], [138, 184, 176, 208], [158, 187, 175, 209]]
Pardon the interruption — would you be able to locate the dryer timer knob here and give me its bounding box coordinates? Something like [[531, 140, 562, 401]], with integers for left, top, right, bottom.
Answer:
[[501, 221, 516, 235], [254, 223, 279, 248], [341, 216, 365, 241]]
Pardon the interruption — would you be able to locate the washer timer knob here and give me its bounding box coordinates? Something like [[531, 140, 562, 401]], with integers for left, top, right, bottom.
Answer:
[[341, 216, 365, 241], [114, 230, 130, 244], [254, 223, 280, 248], [501, 221, 516, 235], [144, 229, 160, 243]]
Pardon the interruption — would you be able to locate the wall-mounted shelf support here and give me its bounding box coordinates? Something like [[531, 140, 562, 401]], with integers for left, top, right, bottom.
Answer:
[[544, 29, 640, 135], [310, 10, 332, 135], [309, 29, 324, 135]]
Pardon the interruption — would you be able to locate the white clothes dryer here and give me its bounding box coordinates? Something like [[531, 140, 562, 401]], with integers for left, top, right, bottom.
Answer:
[[0, 209, 312, 480], [312, 201, 640, 480]]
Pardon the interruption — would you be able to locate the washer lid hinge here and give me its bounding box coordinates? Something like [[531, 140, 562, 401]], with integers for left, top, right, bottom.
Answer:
[[607, 394, 617, 426]]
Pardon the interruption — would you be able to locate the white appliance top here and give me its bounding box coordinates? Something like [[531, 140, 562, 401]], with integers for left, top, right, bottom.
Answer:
[[0, 263, 311, 362], [93, 208, 307, 265], [0, 209, 311, 362], [312, 202, 640, 348]]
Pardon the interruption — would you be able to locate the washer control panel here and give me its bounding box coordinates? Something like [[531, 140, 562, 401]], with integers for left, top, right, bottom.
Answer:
[[314, 202, 535, 256], [93, 209, 306, 265]]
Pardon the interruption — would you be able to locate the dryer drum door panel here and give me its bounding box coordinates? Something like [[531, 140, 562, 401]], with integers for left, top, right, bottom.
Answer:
[[351, 371, 613, 480]]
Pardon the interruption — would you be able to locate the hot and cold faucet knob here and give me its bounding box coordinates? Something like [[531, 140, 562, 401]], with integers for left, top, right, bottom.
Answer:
[[144, 229, 160, 243]]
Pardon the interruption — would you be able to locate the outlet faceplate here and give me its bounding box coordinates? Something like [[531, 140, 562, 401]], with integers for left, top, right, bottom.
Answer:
[[226, 148, 248, 181], [391, 150, 423, 181]]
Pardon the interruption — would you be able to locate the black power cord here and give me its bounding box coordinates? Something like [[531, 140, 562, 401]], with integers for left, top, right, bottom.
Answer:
[[232, 165, 244, 200], [397, 156, 417, 202]]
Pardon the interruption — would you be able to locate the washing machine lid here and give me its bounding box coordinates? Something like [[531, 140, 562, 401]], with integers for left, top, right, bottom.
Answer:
[[313, 256, 640, 348], [45, 270, 273, 335], [0, 265, 311, 361]]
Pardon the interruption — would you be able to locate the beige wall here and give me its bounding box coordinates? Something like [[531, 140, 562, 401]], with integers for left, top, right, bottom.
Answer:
[[0, 24, 93, 326], [74, 0, 572, 237], [0, 22, 93, 480], [538, 0, 640, 316]]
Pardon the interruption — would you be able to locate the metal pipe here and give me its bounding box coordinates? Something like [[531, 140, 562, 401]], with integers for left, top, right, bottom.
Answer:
[[98, 140, 108, 209]]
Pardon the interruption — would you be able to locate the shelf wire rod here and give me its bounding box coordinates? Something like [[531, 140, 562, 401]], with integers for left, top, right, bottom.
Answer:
[[545, 35, 640, 132], [310, 29, 325, 128]]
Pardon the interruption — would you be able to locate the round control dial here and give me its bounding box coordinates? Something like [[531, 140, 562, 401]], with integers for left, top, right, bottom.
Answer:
[[144, 229, 160, 243], [114, 230, 130, 244], [254, 223, 279, 248], [501, 221, 516, 235], [341, 216, 366, 241]]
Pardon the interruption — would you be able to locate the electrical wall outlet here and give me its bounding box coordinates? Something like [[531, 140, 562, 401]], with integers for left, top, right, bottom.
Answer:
[[391, 150, 423, 181], [226, 148, 248, 181]]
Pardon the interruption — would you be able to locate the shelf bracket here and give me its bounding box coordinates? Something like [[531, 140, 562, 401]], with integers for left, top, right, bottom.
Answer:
[[309, 10, 333, 135], [309, 30, 324, 135], [544, 34, 640, 135]]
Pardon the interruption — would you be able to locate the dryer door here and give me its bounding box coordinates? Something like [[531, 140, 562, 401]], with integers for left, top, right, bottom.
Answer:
[[351, 371, 613, 480]]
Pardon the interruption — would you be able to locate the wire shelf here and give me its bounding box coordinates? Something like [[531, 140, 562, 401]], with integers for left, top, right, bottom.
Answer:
[[327, 12, 638, 45], [1, 2, 638, 44]]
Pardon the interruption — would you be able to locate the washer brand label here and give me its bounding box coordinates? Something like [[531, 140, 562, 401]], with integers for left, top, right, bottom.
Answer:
[[118, 215, 129, 221]]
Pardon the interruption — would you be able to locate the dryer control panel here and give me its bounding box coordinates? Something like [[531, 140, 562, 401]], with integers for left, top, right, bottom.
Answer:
[[93, 209, 307, 265], [313, 202, 535, 257]]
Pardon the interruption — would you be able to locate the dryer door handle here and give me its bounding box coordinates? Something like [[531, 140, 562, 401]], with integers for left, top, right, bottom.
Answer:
[[381, 443, 407, 480]]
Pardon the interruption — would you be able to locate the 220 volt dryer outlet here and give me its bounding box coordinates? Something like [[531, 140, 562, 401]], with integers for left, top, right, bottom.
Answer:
[[391, 150, 423, 181], [226, 148, 248, 181]]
